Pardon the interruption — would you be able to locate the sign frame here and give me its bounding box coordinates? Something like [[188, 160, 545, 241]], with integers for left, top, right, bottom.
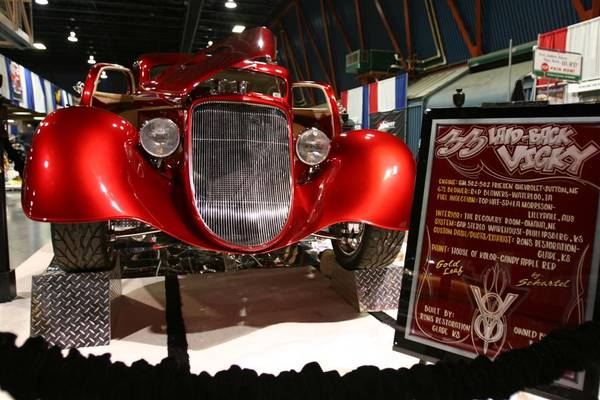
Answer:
[[394, 104, 600, 400], [533, 47, 583, 82]]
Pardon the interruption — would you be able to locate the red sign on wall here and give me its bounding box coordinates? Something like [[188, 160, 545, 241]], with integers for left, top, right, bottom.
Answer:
[[395, 106, 600, 400]]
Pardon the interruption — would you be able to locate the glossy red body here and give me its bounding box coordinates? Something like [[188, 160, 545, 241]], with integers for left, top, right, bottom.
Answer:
[[22, 27, 416, 253]]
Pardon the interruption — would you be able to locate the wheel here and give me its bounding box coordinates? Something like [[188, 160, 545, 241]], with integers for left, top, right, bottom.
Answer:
[[331, 222, 405, 270], [51, 222, 112, 272]]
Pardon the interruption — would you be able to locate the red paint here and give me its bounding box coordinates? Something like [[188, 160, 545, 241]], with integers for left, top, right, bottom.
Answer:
[[22, 27, 415, 254], [156, 27, 277, 97], [369, 82, 378, 114], [340, 91, 348, 109], [538, 27, 568, 86]]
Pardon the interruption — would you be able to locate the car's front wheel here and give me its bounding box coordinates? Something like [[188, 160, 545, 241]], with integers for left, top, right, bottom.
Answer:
[[51, 222, 112, 272], [331, 223, 405, 270]]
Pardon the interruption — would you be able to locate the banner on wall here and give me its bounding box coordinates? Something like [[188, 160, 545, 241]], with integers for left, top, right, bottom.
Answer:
[[538, 16, 600, 90], [0, 53, 75, 114], [369, 110, 406, 140], [340, 73, 407, 131], [394, 105, 600, 400]]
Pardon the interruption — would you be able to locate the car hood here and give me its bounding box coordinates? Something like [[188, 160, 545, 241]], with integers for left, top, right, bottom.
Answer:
[[155, 27, 277, 98]]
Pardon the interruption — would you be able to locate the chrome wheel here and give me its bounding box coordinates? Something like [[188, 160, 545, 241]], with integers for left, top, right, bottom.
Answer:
[[336, 222, 365, 255]]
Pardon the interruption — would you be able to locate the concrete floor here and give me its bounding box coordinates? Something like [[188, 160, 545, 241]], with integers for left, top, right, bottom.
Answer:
[[5, 191, 50, 268]]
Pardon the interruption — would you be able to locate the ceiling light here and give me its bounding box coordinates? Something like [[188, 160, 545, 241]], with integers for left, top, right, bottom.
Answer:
[[33, 42, 46, 50], [7, 119, 14, 123], [35, 0, 48, 5], [13, 111, 31, 116], [33, 116, 45, 121], [87, 55, 96, 64], [232, 25, 245, 33], [207, 40, 213, 46], [100, 70, 108, 79], [225, 0, 237, 9], [68, 31, 78, 42]]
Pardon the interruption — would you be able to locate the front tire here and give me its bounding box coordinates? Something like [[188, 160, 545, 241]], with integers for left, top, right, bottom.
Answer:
[[331, 223, 405, 270], [51, 222, 112, 272]]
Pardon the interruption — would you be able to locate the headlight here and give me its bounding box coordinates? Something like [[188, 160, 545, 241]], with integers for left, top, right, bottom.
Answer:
[[139, 118, 180, 158], [296, 128, 331, 166]]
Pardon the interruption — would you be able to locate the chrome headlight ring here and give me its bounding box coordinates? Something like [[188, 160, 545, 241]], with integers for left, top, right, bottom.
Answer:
[[296, 127, 331, 166], [139, 118, 180, 158]]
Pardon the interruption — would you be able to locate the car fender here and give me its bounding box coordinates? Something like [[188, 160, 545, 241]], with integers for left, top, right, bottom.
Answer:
[[287, 129, 416, 239], [22, 106, 177, 229]]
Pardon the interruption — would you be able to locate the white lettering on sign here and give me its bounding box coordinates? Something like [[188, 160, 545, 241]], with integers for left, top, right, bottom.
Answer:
[[435, 125, 600, 176]]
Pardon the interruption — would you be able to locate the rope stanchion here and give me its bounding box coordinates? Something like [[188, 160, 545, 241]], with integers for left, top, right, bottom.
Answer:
[[1, 321, 599, 400]]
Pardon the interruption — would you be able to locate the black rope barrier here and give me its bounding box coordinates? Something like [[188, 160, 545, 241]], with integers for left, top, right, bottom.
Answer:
[[1, 321, 599, 400]]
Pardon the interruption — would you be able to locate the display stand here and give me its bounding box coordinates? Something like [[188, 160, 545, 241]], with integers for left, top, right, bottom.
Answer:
[[0, 103, 15, 303], [321, 251, 402, 312], [30, 258, 121, 348]]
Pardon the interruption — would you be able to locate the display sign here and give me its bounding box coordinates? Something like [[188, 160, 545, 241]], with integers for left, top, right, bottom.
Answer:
[[395, 105, 600, 400], [533, 47, 582, 82]]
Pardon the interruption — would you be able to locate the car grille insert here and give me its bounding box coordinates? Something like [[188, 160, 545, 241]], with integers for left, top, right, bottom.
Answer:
[[191, 102, 292, 247]]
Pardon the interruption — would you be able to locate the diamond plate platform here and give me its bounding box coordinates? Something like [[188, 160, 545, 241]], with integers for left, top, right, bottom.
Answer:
[[322, 251, 402, 312], [30, 258, 121, 348]]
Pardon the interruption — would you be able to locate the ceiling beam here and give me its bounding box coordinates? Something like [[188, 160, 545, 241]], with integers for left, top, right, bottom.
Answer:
[[354, 0, 365, 50], [34, 15, 182, 29], [330, 0, 353, 53], [42, 0, 183, 12], [403, 0, 412, 58], [34, 7, 182, 20], [571, 0, 600, 20], [180, 0, 205, 52], [373, 0, 402, 57], [447, 0, 482, 58]]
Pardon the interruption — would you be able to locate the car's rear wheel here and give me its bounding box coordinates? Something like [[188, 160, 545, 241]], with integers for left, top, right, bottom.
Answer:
[[331, 222, 405, 270], [51, 222, 112, 272]]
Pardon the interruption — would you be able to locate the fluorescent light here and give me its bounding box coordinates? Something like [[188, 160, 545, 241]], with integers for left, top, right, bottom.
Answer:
[[7, 119, 14, 123], [33, 42, 46, 50], [34, 116, 45, 121], [225, 0, 237, 9], [35, 0, 48, 5], [13, 111, 31, 116], [68, 31, 78, 42], [232, 25, 245, 33], [87, 55, 96, 65]]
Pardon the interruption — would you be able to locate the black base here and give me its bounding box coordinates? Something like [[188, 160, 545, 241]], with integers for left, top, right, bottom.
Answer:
[[0, 269, 16, 303]]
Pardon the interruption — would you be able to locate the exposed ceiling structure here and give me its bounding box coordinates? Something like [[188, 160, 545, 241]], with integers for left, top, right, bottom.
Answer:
[[0, 0, 288, 90]]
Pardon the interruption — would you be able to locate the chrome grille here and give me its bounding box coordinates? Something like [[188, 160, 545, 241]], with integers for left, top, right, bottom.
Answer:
[[191, 101, 292, 247]]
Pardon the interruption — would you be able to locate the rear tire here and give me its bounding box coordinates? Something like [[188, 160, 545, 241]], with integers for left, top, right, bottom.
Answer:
[[51, 222, 112, 272], [331, 223, 405, 270]]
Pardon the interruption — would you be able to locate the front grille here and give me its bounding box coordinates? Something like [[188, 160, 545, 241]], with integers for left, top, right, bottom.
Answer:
[[190, 101, 292, 247]]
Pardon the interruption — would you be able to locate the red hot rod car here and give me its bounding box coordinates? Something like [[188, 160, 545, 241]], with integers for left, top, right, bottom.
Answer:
[[22, 27, 415, 272]]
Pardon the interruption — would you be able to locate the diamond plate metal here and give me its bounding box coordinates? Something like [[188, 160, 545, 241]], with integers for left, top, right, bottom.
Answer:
[[30, 258, 121, 348], [353, 268, 402, 312], [325, 251, 402, 312]]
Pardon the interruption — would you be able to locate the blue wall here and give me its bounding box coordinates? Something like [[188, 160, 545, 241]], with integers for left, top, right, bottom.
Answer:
[[274, 0, 584, 92]]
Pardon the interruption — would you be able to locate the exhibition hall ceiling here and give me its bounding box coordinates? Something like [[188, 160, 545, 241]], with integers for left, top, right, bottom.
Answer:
[[2, 0, 287, 89]]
